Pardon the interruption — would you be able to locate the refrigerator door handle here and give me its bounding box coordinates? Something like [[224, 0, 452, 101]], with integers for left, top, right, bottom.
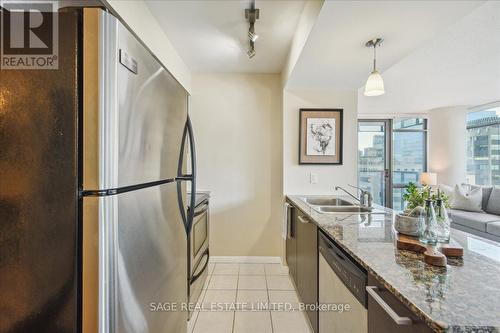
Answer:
[[177, 116, 197, 235], [186, 116, 197, 234], [81, 178, 176, 197], [176, 181, 188, 233]]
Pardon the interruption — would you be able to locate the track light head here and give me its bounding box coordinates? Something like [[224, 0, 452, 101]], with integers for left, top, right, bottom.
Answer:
[[248, 31, 259, 43], [247, 48, 256, 59]]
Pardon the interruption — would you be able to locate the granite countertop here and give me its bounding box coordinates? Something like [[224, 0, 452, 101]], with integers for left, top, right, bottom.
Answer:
[[287, 195, 500, 333]]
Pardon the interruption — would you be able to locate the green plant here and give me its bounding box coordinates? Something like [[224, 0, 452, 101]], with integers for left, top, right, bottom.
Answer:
[[402, 182, 425, 211], [402, 182, 449, 214]]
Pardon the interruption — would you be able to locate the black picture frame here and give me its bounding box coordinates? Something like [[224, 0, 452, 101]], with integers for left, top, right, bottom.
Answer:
[[299, 108, 343, 165]]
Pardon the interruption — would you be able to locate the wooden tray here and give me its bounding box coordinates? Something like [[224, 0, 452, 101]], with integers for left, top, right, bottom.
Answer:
[[395, 233, 463, 267]]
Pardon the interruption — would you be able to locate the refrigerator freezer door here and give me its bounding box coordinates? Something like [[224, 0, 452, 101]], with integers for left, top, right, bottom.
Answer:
[[99, 181, 188, 333], [87, 11, 188, 191], [116, 22, 188, 187]]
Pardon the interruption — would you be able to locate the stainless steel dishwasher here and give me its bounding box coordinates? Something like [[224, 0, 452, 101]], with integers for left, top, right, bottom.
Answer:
[[318, 231, 368, 333]]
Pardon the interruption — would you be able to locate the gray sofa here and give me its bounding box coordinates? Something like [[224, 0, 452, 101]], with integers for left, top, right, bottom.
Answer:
[[450, 185, 500, 242]]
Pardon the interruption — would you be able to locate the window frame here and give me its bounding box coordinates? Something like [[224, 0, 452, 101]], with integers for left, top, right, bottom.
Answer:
[[391, 118, 428, 211], [357, 117, 428, 210], [358, 119, 392, 207], [466, 101, 500, 185]]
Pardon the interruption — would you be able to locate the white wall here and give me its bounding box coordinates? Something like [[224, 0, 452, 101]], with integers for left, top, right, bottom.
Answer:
[[104, 0, 192, 92], [283, 89, 358, 194], [189, 73, 283, 256], [281, 0, 324, 87], [428, 106, 468, 186]]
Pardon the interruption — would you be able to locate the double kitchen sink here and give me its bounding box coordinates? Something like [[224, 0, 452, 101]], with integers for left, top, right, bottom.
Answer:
[[301, 197, 386, 214]]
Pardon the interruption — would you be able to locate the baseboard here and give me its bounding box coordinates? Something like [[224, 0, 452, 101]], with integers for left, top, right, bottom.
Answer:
[[209, 256, 282, 264]]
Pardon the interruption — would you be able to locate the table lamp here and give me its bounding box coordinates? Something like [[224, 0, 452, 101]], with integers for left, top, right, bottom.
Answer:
[[420, 172, 437, 186]]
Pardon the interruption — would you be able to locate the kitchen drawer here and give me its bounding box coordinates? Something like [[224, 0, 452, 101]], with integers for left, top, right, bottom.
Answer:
[[367, 274, 434, 333]]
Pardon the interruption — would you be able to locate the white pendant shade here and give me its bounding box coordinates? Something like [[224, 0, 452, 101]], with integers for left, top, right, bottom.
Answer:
[[364, 70, 385, 96]]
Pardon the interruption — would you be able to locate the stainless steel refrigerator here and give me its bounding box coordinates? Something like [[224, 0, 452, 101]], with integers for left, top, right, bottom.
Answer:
[[0, 7, 196, 333]]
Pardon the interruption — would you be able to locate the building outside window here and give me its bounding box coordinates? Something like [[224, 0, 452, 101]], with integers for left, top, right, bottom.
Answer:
[[358, 118, 427, 211], [392, 119, 427, 211], [467, 104, 500, 186], [358, 122, 387, 206]]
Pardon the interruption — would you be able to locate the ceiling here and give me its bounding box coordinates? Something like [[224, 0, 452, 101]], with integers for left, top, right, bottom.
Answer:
[[286, 0, 484, 90], [357, 1, 500, 114], [146, 0, 305, 73]]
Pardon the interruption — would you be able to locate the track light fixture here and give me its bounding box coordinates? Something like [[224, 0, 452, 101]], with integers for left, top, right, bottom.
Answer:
[[245, 1, 259, 59]]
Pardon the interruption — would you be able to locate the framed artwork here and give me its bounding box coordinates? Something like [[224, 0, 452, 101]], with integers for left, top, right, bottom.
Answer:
[[299, 108, 343, 165]]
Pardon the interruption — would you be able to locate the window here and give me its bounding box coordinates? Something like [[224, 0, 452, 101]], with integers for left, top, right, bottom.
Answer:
[[358, 121, 389, 207], [392, 119, 427, 211], [467, 104, 500, 185], [393, 118, 426, 130], [358, 118, 427, 211]]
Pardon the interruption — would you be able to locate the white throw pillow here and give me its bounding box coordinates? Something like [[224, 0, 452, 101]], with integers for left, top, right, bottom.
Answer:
[[438, 184, 455, 206], [451, 185, 483, 212], [486, 186, 500, 215]]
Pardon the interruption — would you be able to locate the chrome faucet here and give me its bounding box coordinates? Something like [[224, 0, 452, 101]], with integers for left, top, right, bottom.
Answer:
[[334, 185, 373, 208], [335, 186, 361, 203], [349, 184, 373, 208]]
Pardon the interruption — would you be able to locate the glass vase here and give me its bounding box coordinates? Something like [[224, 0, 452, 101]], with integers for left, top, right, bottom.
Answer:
[[419, 199, 438, 245], [435, 198, 451, 243]]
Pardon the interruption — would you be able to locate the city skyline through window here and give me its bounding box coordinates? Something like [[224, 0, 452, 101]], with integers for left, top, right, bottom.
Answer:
[[358, 121, 388, 207], [358, 118, 427, 211], [467, 106, 500, 186]]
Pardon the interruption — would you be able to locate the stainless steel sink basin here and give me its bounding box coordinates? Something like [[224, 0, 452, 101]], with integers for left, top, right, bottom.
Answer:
[[304, 197, 354, 206], [302, 196, 387, 215], [316, 206, 373, 213]]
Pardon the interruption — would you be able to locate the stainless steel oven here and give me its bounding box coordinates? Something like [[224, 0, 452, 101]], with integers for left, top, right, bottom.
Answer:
[[188, 198, 209, 318]]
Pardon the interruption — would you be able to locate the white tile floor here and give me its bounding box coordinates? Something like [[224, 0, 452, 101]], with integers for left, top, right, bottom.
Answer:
[[188, 261, 312, 333]]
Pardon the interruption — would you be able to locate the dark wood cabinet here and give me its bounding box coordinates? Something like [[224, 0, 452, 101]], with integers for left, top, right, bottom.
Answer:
[[296, 211, 318, 333], [287, 203, 434, 333], [286, 204, 318, 333], [286, 206, 297, 283], [367, 274, 434, 333]]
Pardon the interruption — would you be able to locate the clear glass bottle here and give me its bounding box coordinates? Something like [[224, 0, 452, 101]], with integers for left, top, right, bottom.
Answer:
[[419, 199, 438, 245], [435, 196, 451, 243]]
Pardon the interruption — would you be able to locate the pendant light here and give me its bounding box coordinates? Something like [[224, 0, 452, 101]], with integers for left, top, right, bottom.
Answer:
[[364, 38, 385, 97]]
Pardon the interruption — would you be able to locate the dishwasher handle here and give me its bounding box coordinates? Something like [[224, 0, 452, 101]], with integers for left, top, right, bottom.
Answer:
[[366, 286, 412, 326]]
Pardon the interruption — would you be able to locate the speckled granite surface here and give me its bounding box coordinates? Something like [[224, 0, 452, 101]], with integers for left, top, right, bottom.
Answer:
[[287, 195, 500, 333]]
